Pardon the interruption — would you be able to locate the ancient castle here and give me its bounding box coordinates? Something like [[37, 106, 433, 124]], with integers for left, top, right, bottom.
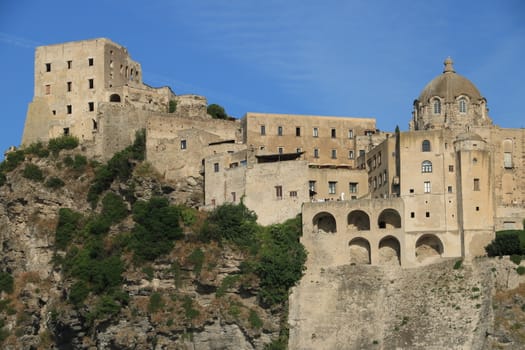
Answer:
[[21, 38, 525, 268]]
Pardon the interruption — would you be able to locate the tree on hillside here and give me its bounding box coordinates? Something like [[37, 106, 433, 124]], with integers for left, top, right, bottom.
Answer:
[[207, 103, 228, 120]]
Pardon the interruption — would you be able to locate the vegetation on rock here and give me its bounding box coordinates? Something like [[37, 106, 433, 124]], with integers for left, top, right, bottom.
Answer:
[[207, 103, 228, 120]]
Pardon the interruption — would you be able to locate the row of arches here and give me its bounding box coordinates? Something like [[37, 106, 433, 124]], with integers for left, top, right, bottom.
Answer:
[[349, 234, 443, 265], [313, 209, 402, 233]]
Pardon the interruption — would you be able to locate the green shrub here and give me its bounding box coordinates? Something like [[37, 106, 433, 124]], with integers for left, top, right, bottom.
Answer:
[[0, 271, 14, 294], [101, 192, 128, 224], [248, 309, 263, 329], [45, 176, 65, 189], [200, 202, 258, 246], [0, 318, 9, 343], [142, 266, 154, 280], [254, 216, 307, 306], [55, 208, 84, 249], [64, 154, 87, 171], [0, 172, 5, 187], [517, 266, 525, 275], [187, 248, 205, 276], [22, 163, 44, 181], [0, 149, 25, 173], [148, 292, 164, 313], [168, 100, 177, 113], [207, 103, 228, 119], [48, 136, 79, 155], [182, 295, 199, 320], [453, 260, 463, 270], [129, 197, 183, 261], [25, 142, 49, 158], [486, 233, 522, 257], [510, 254, 522, 265], [216, 274, 240, 297], [69, 280, 90, 305]]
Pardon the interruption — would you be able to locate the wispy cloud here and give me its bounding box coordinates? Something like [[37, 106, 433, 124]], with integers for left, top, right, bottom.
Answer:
[[0, 32, 41, 49]]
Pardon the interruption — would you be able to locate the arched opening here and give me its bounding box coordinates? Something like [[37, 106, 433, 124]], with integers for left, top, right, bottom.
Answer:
[[433, 99, 441, 114], [109, 94, 121, 102], [347, 210, 370, 231], [458, 98, 467, 113], [378, 236, 400, 265], [313, 212, 337, 234], [422, 140, 431, 152], [377, 209, 401, 229], [421, 160, 432, 173], [415, 234, 443, 262], [349, 238, 371, 264]]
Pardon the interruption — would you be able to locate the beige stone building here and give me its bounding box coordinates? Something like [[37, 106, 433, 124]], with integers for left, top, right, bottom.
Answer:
[[302, 58, 525, 267]]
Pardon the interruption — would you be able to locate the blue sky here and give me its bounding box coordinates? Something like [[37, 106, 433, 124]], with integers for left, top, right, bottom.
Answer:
[[1, 0, 524, 157]]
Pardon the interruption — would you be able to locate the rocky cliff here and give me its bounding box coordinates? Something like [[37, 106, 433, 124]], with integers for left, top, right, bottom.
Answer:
[[0, 144, 288, 349]]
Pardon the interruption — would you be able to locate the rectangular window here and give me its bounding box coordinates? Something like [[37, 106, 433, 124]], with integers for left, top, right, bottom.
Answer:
[[66, 105, 72, 114], [314, 148, 319, 158], [349, 182, 358, 193], [88, 102, 94, 112], [328, 181, 337, 194], [232, 192, 236, 202], [377, 152, 382, 165], [275, 185, 283, 199], [296, 127, 301, 136], [426, 211, 430, 217], [349, 150, 354, 159], [290, 191, 297, 197], [45, 63, 51, 72], [278, 147, 284, 154], [448, 186, 453, 193], [63, 127, 69, 135], [359, 149, 365, 157], [309, 180, 316, 192], [313, 127, 318, 137], [180, 140, 187, 149], [504, 152, 513, 168], [331, 128, 336, 138], [67, 81, 72, 92], [449, 165, 454, 172], [45, 84, 51, 95], [88, 79, 94, 89], [331, 149, 337, 159], [67, 60, 72, 69], [260, 125, 266, 135], [348, 129, 354, 139], [277, 126, 283, 136], [296, 148, 302, 153], [424, 181, 431, 193], [88, 58, 94, 66], [411, 212, 415, 218], [473, 178, 480, 191], [213, 163, 219, 172]]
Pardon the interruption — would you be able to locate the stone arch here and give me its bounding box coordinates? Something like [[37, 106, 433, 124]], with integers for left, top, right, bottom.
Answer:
[[378, 236, 400, 265], [109, 93, 121, 102], [377, 208, 401, 229], [347, 210, 370, 231], [349, 238, 371, 264], [415, 234, 443, 262], [502, 139, 513, 153], [313, 212, 337, 234]]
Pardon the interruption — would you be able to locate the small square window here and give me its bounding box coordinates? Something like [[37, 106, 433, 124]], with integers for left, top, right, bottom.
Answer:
[[260, 125, 266, 135], [45, 63, 51, 72], [331, 149, 337, 159], [296, 148, 302, 153], [409, 188, 414, 194], [213, 163, 219, 172], [181, 140, 187, 149], [449, 165, 454, 172], [331, 128, 336, 138], [349, 182, 358, 193], [448, 186, 453, 193], [275, 186, 283, 199], [426, 212, 430, 218], [476, 206, 480, 211], [88, 102, 94, 112], [66, 105, 72, 114], [45, 84, 51, 95], [67, 60, 72, 69], [410, 212, 415, 218], [63, 127, 69, 135], [328, 181, 337, 194], [88, 58, 94, 66], [290, 191, 297, 197], [296, 127, 301, 136], [278, 147, 284, 154]]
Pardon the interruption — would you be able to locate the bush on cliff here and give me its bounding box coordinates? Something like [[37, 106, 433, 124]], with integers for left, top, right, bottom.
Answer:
[[207, 103, 228, 120], [48, 135, 79, 155], [22, 163, 44, 182], [485, 232, 522, 257], [0, 271, 14, 294]]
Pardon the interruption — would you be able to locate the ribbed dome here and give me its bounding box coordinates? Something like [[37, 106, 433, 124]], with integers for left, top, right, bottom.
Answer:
[[418, 58, 482, 103]]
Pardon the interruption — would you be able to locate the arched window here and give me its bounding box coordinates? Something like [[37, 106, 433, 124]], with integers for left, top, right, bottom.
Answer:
[[458, 98, 467, 113], [422, 140, 431, 152], [421, 160, 432, 173], [433, 99, 441, 114], [109, 94, 121, 102]]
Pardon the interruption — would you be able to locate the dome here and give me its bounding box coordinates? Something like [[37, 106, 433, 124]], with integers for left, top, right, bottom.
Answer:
[[417, 58, 482, 104], [455, 132, 484, 142]]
